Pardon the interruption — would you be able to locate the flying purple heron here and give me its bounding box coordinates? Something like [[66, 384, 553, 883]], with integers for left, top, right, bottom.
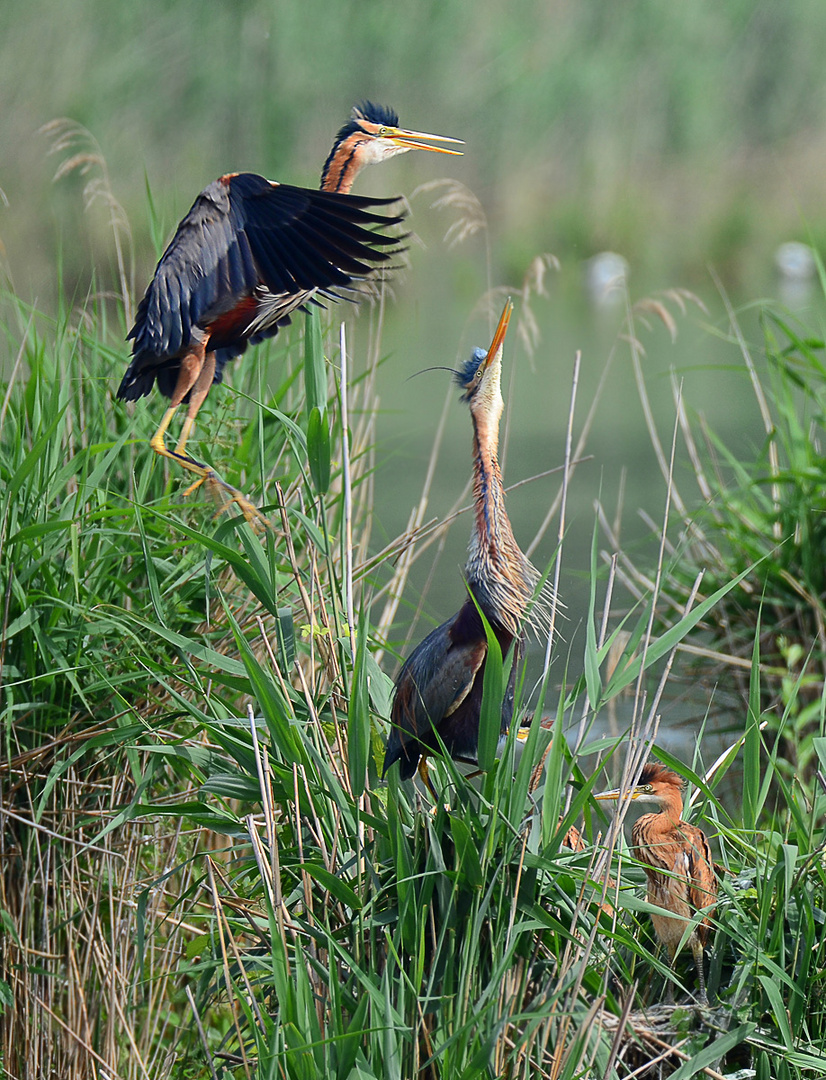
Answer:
[[118, 102, 461, 519]]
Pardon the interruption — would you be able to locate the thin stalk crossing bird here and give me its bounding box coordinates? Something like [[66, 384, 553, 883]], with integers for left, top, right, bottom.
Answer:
[[595, 762, 717, 1005], [383, 299, 554, 791], [117, 102, 461, 519]]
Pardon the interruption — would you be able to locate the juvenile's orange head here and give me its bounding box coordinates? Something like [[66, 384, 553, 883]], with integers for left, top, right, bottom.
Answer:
[[594, 761, 685, 814]]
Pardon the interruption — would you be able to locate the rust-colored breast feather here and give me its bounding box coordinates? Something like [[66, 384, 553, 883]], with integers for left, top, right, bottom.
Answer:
[[206, 295, 260, 342], [631, 815, 717, 943]]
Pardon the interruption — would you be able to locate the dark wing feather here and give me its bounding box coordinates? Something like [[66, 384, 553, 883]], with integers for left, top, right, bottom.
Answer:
[[296, 216, 398, 275], [384, 594, 523, 781], [117, 175, 406, 402], [239, 181, 403, 290], [384, 618, 487, 780], [119, 178, 257, 400], [682, 823, 717, 937]]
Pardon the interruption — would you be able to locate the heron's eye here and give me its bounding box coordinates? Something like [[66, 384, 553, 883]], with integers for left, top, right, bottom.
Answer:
[[476, 368, 483, 379], [378, 126, 388, 136], [643, 784, 653, 793]]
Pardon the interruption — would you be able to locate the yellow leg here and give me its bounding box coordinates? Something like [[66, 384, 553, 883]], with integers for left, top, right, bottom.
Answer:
[[149, 403, 218, 488], [691, 940, 709, 1007], [418, 756, 439, 802], [174, 349, 216, 461], [417, 755, 452, 812], [150, 404, 182, 455], [174, 415, 199, 460], [149, 338, 210, 473], [147, 347, 271, 527]]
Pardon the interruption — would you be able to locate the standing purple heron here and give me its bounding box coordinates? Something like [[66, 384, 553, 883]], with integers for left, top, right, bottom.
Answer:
[[117, 102, 461, 518], [595, 762, 717, 1004], [383, 299, 554, 791]]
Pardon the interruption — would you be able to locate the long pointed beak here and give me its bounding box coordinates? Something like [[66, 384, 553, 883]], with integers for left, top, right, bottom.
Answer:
[[388, 127, 464, 155], [485, 298, 513, 368], [594, 787, 640, 802]]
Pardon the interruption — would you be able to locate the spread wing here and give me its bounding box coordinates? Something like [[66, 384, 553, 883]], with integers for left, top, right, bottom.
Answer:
[[119, 175, 405, 401], [237, 178, 403, 293]]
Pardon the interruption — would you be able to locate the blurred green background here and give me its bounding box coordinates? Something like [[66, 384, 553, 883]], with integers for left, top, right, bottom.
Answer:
[[4, 0, 826, 724], [6, 0, 826, 296]]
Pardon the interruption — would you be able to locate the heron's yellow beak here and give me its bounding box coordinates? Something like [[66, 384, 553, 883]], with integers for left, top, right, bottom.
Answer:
[[485, 299, 513, 368], [594, 787, 642, 802], [387, 128, 464, 155]]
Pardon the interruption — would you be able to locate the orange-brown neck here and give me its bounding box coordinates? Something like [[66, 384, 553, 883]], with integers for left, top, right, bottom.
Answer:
[[320, 133, 370, 193], [650, 785, 684, 828], [470, 417, 514, 559], [465, 414, 536, 635]]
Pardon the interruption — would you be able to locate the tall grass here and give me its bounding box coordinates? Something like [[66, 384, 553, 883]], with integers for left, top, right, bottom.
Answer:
[[617, 281, 826, 793], [3, 168, 826, 1079]]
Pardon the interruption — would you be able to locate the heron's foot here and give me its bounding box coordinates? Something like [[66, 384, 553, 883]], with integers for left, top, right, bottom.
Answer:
[[149, 430, 272, 528], [417, 757, 451, 810], [207, 476, 274, 529], [182, 471, 273, 529]]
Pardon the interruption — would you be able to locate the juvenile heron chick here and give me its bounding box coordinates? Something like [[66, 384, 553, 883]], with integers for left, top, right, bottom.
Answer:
[[383, 299, 554, 790], [596, 762, 717, 1004]]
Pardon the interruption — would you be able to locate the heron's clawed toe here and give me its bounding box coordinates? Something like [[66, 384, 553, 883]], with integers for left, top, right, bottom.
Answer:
[[210, 478, 273, 529], [188, 472, 273, 529]]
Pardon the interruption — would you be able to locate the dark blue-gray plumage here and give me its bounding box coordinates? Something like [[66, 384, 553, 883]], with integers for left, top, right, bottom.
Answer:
[[119, 179, 403, 403]]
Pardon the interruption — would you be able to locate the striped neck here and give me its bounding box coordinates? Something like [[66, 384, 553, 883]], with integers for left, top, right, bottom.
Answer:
[[465, 419, 536, 637], [320, 133, 370, 193]]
